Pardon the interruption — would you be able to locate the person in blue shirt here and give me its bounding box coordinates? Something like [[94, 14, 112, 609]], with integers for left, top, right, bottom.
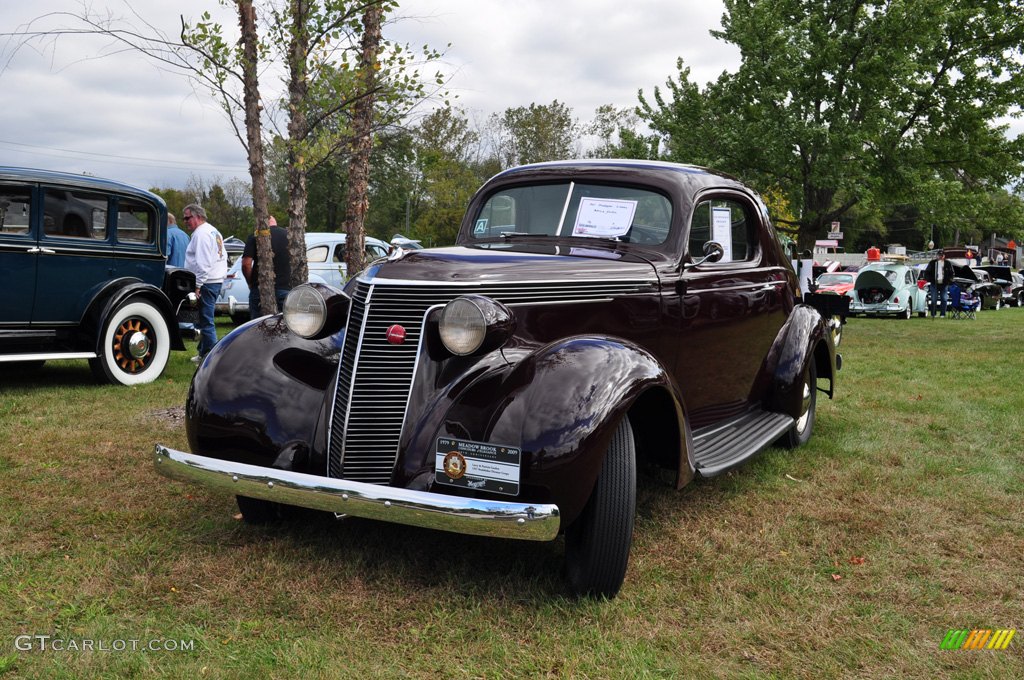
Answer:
[[166, 212, 190, 268]]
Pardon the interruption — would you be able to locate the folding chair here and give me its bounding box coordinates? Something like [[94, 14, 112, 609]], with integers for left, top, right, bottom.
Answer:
[[949, 284, 979, 319]]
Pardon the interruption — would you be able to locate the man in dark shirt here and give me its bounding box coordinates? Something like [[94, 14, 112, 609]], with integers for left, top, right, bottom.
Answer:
[[922, 251, 956, 318], [242, 216, 292, 317]]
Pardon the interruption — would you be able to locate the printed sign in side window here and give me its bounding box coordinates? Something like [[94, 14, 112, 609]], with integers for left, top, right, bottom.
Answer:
[[712, 206, 734, 262]]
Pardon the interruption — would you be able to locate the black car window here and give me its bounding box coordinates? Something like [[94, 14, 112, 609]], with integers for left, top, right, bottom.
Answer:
[[689, 197, 755, 262], [43, 189, 107, 239], [116, 198, 155, 244], [0, 187, 32, 236], [472, 182, 672, 244]]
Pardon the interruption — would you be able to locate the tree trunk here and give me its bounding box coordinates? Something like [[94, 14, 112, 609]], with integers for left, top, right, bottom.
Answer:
[[286, 0, 310, 287], [236, 0, 275, 312], [343, 3, 384, 280]]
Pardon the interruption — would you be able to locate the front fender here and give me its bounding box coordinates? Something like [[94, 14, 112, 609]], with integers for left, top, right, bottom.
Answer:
[[186, 316, 343, 469], [765, 304, 836, 418], [397, 336, 686, 527]]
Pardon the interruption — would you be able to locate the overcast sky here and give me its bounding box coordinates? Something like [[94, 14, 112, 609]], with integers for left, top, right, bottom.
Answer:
[[0, 1, 740, 191]]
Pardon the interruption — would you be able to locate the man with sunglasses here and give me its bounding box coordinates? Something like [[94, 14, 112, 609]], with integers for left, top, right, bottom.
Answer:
[[182, 204, 228, 363]]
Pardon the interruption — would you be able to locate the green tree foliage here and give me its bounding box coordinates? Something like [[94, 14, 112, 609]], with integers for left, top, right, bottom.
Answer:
[[489, 100, 580, 167], [639, 0, 1024, 248], [409, 106, 491, 246]]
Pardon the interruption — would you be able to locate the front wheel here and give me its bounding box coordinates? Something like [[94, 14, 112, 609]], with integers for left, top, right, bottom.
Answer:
[[565, 415, 636, 599], [89, 299, 170, 385], [779, 359, 817, 449]]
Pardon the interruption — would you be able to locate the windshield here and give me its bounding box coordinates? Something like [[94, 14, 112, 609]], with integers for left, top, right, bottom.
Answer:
[[470, 182, 672, 245], [817, 273, 853, 285]]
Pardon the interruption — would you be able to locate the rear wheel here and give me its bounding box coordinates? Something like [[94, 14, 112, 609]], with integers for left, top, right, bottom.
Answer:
[[565, 415, 636, 598], [779, 359, 817, 448], [89, 300, 170, 385]]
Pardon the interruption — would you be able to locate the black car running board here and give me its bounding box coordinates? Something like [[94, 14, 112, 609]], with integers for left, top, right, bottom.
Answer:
[[691, 409, 795, 477]]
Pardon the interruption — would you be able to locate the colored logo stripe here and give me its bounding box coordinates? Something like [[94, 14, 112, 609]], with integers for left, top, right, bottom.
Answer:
[[941, 629, 1016, 650]]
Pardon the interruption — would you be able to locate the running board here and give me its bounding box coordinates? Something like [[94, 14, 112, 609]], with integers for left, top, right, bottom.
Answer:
[[691, 409, 794, 477], [0, 352, 97, 363]]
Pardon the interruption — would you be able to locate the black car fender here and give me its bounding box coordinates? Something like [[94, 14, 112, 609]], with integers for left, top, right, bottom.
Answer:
[[85, 278, 187, 351], [187, 316, 343, 468], [405, 335, 690, 527], [764, 304, 836, 419]]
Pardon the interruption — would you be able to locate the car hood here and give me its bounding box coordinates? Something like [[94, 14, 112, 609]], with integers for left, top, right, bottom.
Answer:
[[854, 270, 896, 292], [817, 283, 853, 294], [361, 244, 662, 285]]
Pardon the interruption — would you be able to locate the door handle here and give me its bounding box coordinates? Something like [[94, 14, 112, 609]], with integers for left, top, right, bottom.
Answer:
[[27, 246, 57, 255]]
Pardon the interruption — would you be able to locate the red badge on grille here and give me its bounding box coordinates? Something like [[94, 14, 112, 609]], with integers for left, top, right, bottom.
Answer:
[[386, 324, 406, 345]]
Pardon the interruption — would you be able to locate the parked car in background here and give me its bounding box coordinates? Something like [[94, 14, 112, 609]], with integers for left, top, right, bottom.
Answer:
[[216, 232, 390, 323], [847, 261, 926, 319], [975, 265, 1023, 307], [813, 271, 855, 295], [966, 267, 1005, 310], [810, 271, 855, 346], [0, 167, 193, 384], [156, 159, 840, 598], [223, 236, 245, 267], [390, 233, 424, 250]]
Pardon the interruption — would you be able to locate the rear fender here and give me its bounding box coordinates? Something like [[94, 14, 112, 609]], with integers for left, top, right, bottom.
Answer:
[[765, 304, 836, 418]]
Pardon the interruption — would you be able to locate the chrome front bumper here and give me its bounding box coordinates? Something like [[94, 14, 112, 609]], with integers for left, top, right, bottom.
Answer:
[[153, 445, 560, 541]]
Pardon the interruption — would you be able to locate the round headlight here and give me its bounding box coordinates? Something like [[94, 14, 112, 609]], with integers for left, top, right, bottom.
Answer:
[[440, 297, 487, 355], [283, 285, 327, 338]]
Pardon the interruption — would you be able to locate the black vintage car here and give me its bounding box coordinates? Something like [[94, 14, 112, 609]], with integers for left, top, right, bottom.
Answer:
[[1, 167, 194, 384], [975, 265, 1024, 307], [155, 160, 840, 597]]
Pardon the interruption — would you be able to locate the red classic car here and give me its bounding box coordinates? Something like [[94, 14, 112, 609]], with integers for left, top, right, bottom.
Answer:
[[155, 160, 840, 597]]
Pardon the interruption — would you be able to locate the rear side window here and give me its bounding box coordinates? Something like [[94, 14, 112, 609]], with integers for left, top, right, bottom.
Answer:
[[117, 199, 155, 244], [0, 186, 32, 235], [307, 245, 330, 263], [42, 189, 108, 239], [689, 197, 756, 263]]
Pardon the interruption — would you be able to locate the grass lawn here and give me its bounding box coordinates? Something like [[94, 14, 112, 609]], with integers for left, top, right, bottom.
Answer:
[[1, 312, 1022, 678]]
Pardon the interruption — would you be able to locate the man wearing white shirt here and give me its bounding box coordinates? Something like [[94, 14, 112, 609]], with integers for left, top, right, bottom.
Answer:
[[182, 204, 228, 361]]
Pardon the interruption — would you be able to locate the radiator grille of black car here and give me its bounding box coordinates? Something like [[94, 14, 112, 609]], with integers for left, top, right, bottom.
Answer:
[[326, 278, 652, 484]]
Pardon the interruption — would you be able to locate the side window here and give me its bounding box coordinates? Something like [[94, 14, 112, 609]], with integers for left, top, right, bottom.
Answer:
[[689, 197, 756, 263], [365, 243, 388, 259], [116, 199, 155, 244], [306, 245, 329, 263], [0, 186, 32, 236], [43, 189, 108, 239], [332, 244, 345, 263], [905, 271, 914, 286]]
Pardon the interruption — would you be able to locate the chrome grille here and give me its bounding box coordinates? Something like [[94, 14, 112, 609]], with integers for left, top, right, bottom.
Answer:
[[327, 278, 651, 484]]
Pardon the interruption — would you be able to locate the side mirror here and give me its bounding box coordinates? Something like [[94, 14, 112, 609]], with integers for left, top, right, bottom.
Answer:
[[685, 241, 725, 269]]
